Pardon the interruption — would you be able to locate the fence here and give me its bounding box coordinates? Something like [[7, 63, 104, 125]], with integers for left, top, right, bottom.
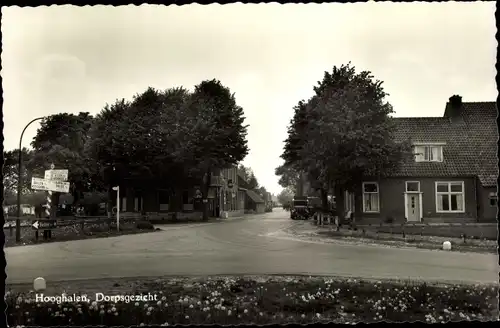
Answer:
[[3, 215, 147, 237]]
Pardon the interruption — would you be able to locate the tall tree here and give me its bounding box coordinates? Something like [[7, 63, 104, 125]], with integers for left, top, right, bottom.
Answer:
[[293, 63, 412, 215], [186, 79, 249, 220], [3, 148, 33, 195], [29, 112, 97, 211], [85, 87, 194, 216], [246, 171, 259, 190], [237, 164, 252, 183], [277, 188, 294, 206], [274, 164, 299, 194]]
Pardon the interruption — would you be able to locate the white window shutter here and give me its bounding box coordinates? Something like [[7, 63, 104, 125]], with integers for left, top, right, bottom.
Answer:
[[414, 146, 424, 162]]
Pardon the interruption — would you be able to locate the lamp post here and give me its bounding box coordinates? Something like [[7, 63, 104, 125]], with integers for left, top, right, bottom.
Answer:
[[16, 117, 45, 242]]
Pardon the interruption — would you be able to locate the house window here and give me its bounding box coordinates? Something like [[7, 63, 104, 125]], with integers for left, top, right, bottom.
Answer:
[[121, 197, 127, 212], [182, 191, 190, 204], [362, 182, 380, 213], [435, 182, 465, 213], [414, 145, 443, 162], [489, 192, 497, 207], [158, 190, 170, 211], [405, 181, 420, 192]]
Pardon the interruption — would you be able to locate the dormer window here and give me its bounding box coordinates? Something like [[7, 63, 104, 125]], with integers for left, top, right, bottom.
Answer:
[[413, 143, 444, 162]]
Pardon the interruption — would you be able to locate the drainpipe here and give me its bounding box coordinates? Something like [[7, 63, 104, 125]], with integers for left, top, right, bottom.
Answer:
[[474, 176, 479, 222]]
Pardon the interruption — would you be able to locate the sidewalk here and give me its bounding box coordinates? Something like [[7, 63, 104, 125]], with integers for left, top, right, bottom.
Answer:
[[282, 220, 497, 254]]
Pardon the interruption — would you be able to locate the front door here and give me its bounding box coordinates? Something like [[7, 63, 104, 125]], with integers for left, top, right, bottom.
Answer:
[[406, 194, 420, 222]]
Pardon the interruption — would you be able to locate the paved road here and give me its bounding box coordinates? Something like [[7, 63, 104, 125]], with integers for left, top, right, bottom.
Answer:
[[6, 209, 498, 285]]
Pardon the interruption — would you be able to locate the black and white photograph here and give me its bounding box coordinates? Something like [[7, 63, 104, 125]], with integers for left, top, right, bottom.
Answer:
[[2, 2, 498, 326]]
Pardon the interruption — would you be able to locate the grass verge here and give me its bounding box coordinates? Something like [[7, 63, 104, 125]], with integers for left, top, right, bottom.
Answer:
[[313, 228, 498, 254], [4, 220, 159, 248], [285, 221, 497, 254], [6, 275, 498, 326]]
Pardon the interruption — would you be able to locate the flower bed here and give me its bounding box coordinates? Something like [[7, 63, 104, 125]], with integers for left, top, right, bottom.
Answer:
[[6, 276, 498, 326]]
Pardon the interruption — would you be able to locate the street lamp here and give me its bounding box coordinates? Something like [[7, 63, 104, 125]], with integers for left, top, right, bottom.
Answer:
[[16, 117, 45, 242], [112, 186, 120, 231]]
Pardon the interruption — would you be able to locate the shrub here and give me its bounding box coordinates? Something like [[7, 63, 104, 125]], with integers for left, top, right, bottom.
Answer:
[[136, 220, 155, 230]]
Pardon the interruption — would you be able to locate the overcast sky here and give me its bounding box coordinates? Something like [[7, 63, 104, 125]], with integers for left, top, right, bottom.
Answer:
[[2, 3, 496, 194]]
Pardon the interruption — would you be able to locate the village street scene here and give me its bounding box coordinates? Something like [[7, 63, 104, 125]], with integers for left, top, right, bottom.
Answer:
[[3, 2, 498, 326]]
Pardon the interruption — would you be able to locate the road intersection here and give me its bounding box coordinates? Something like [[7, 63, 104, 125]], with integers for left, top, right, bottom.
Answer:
[[6, 209, 498, 285]]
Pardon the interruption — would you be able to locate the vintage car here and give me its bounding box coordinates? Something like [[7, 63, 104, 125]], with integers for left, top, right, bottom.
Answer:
[[290, 197, 310, 220]]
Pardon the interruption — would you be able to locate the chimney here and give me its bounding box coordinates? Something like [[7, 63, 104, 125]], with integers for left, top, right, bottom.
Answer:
[[446, 95, 464, 123]]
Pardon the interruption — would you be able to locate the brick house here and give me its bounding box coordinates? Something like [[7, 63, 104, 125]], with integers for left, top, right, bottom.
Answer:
[[209, 166, 246, 218], [112, 165, 247, 219], [245, 189, 266, 213], [347, 96, 497, 223]]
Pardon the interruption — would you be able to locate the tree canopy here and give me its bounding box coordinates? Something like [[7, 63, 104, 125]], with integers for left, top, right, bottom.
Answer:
[[274, 164, 299, 193], [85, 87, 193, 185], [277, 188, 294, 206], [28, 112, 97, 206], [280, 63, 412, 213], [3, 148, 33, 196], [86, 80, 249, 220]]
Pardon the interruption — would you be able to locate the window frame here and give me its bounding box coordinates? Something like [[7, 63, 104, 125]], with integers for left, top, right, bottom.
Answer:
[[414, 144, 444, 163], [158, 189, 170, 211], [362, 182, 380, 213], [435, 181, 465, 213], [405, 181, 421, 193], [488, 192, 498, 207]]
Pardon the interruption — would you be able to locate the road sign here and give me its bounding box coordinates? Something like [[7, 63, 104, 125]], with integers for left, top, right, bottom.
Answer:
[[44, 169, 68, 181], [31, 177, 70, 193], [32, 220, 57, 230]]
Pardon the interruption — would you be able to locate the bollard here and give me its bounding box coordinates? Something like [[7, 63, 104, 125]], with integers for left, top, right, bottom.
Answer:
[[33, 277, 47, 292], [442, 241, 452, 251]]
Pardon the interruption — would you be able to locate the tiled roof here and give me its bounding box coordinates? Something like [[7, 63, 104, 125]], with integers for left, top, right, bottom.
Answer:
[[391, 101, 498, 187], [246, 190, 265, 203]]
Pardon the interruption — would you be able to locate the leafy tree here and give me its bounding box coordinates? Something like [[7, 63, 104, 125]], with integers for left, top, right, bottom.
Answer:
[[185, 79, 249, 220], [246, 171, 259, 190], [277, 188, 294, 206], [288, 63, 412, 216], [3, 148, 33, 195], [237, 164, 252, 183], [274, 164, 299, 193], [256, 186, 268, 198], [28, 112, 98, 212], [85, 87, 195, 215]]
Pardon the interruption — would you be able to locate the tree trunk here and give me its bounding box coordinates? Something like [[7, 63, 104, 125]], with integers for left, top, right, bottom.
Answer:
[[51, 192, 61, 219], [107, 186, 113, 220], [202, 169, 211, 221], [320, 188, 329, 212], [334, 184, 345, 225]]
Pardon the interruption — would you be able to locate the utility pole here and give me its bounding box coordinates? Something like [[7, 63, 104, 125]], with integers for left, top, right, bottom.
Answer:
[[16, 117, 45, 243]]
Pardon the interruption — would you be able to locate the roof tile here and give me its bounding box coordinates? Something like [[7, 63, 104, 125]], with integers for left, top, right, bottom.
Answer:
[[391, 101, 498, 187]]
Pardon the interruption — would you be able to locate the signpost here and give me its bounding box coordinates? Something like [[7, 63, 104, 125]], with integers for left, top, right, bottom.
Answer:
[[44, 169, 69, 182], [30, 163, 69, 241], [31, 177, 70, 193], [32, 220, 57, 230], [112, 186, 120, 232]]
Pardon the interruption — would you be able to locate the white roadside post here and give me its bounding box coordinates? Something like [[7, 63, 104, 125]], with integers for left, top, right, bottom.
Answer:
[[112, 186, 120, 231]]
